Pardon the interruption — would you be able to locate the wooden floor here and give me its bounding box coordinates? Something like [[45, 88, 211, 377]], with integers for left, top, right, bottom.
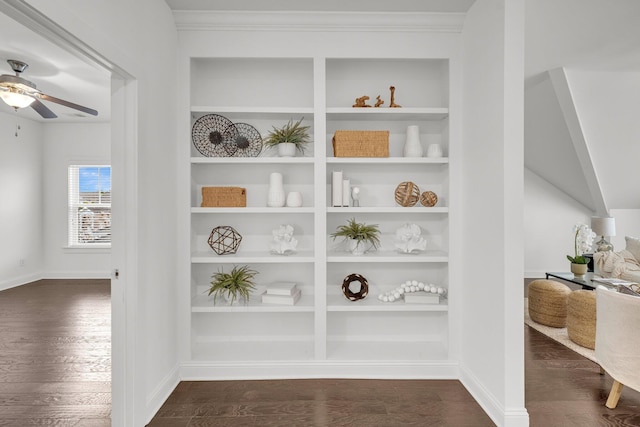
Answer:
[[0, 279, 111, 426], [2, 280, 639, 426]]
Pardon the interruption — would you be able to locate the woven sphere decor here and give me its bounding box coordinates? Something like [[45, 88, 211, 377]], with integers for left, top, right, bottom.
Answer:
[[208, 226, 242, 255], [394, 181, 420, 207], [420, 191, 438, 207], [341, 273, 369, 301]]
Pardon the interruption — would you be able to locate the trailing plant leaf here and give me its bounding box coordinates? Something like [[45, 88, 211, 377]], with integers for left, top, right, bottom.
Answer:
[[208, 265, 258, 305]]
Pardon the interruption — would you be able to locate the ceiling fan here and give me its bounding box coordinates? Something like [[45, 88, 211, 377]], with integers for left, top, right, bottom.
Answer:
[[0, 59, 98, 119]]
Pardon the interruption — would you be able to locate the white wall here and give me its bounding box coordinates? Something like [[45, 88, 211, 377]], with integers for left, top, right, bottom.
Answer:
[[42, 122, 110, 278], [610, 208, 640, 251], [461, 0, 528, 426], [24, 1, 179, 425], [524, 167, 592, 277], [0, 113, 43, 290], [565, 70, 640, 210]]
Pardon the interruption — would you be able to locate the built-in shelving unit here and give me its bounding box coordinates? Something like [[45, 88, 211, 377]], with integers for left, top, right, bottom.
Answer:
[[184, 55, 452, 376]]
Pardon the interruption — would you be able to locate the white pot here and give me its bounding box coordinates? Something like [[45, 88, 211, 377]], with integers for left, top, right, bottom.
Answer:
[[347, 238, 368, 255], [277, 143, 297, 157]]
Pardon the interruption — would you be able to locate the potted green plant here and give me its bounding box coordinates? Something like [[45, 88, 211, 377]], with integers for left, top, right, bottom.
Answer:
[[566, 223, 595, 277], [264, 117, 311, 157], [208, 265, 258, 305], [331, 217, 381, 255]]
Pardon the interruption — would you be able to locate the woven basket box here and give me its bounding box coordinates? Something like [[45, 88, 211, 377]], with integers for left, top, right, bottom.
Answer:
[[332, 130, 389, 157], [201, 187, 246, 207]]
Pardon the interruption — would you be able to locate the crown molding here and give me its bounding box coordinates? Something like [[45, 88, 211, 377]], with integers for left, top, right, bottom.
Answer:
[[173, 10, 465, 33]]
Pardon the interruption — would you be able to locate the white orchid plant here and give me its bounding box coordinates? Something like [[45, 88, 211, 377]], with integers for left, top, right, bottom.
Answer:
[[567, 223, 596, 264]]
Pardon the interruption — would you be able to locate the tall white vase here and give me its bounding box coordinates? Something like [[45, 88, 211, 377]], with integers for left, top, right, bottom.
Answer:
[[267, 172, 286, 207], [403, 125, 423, 157]]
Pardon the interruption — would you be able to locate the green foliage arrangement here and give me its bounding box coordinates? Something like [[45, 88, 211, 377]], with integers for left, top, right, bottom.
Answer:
[[263, 118, 311, 154], [208, 265, 257, 305], [331, 217, 381, 250]]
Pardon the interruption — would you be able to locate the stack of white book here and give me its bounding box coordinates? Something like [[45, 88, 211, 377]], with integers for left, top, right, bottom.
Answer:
[[261, 282, 301, 305], [404, 291, 441, 304]]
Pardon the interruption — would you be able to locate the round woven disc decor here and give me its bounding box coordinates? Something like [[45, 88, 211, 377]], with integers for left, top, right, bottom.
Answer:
[[230, 123, 263, 157], [192, 114, 239, 157], [208, 226, 242, 255], [341, 273, 369, 301], [394, 181, 420, 207], [420, 191, 438, 207]]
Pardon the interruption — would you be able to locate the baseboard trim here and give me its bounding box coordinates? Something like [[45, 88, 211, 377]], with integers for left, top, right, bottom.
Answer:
[[179, 360, 459, 381], [0, 272, 42, 292], [459, 366, 529, 427], [43, 270, 111, 279], [145, 365, 180, 425]]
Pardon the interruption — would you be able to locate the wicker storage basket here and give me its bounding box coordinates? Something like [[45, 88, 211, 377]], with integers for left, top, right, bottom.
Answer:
[[332, 130, 389, 157], [201, 187, 246, 207]]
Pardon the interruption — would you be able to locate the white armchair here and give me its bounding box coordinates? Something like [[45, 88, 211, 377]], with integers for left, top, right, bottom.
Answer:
[[595, 286, 640, 409]]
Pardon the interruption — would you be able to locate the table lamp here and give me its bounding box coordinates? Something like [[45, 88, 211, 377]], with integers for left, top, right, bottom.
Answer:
[[591, 216, 615, 252]]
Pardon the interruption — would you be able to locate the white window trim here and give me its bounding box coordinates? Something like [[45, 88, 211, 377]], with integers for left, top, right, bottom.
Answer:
[[67, 164, 112, 249]]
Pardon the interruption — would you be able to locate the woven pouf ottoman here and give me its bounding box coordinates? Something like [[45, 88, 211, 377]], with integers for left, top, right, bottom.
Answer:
[[528, 279, 571, 327], [567, 290, 596, 349]]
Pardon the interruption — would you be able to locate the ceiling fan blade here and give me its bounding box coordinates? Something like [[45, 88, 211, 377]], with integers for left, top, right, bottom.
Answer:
[[30, 98, 57, 119], [39, 93, 98, 116]]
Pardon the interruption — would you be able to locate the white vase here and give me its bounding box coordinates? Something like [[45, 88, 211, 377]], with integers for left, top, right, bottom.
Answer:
[[427, 143, 443, 158], [286, 191, 303, 207], [277, 143, 296, 157], [403, 125, 423, 157], [267, 172, 286, 207]]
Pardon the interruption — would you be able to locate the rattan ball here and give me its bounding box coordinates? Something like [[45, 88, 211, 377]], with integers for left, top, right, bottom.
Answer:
[[420, 191, 438, 207], [342, 273, 369, 301], [528, 279, 571, 327], [208, 226, 242, 255], [567, 290, 596, 349], [395, 182, 420, 207]]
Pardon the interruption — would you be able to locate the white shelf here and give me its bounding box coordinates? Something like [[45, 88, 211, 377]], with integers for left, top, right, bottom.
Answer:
[[191, 207, 315, 214], [326, 107, 448, 121], [191, 157, 315, 164], [327, 250, 448, 263], [192, 294, 315, 313], [326, 340, 449, 361], [327, 157, 448, 164], [192, 106, 314, 116], [192, 340, 315, 362], [191, 251, 315, 263], [327, 295, 447, 312], [327, 207, 448, 214]]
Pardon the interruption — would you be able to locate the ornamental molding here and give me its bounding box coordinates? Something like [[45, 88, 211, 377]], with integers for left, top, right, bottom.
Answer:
[[172, 11, 465, 33]]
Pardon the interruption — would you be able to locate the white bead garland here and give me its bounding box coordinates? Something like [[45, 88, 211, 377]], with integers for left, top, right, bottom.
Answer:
[[378, 279, 447, 303]]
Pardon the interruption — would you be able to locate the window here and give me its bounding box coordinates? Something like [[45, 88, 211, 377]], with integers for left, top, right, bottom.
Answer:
[[68, 165, 111, 246]]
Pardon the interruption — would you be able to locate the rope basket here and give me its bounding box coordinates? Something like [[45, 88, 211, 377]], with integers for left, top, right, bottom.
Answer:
[[528, 279, 571, 327], [394, 182, 420, 207], [341, 273, 369, 301], [420, 191, 438, 207], [332, 130, 389, 157], [567, 290, 596, 349], [201, 187, 246, 207]]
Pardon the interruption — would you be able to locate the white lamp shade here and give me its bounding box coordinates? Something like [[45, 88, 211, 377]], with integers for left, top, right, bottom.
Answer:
[[591, 216, 616, 237], [0, 91, 35, 109]]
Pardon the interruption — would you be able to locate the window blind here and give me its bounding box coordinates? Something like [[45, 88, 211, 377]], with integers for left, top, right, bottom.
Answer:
[[68, 165, 112, 246]]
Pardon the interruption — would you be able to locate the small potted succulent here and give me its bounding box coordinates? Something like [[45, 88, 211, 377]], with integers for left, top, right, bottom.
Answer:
[[264, 118, 311, 157], [331, 218, 381, 255], [208, 265, 258, 305]]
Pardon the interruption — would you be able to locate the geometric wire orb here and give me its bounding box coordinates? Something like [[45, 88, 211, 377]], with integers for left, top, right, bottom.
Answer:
[[341, 273, 369, 302], [208, 226, 242, 255]]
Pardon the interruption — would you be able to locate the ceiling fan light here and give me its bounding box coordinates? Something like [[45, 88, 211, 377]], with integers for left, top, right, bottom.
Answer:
[[0, 90, 35, 109]]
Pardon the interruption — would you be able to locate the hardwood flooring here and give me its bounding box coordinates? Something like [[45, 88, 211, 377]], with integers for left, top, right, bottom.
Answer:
[[2, 280, 639, 426], [0, 279, 111, 426]]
